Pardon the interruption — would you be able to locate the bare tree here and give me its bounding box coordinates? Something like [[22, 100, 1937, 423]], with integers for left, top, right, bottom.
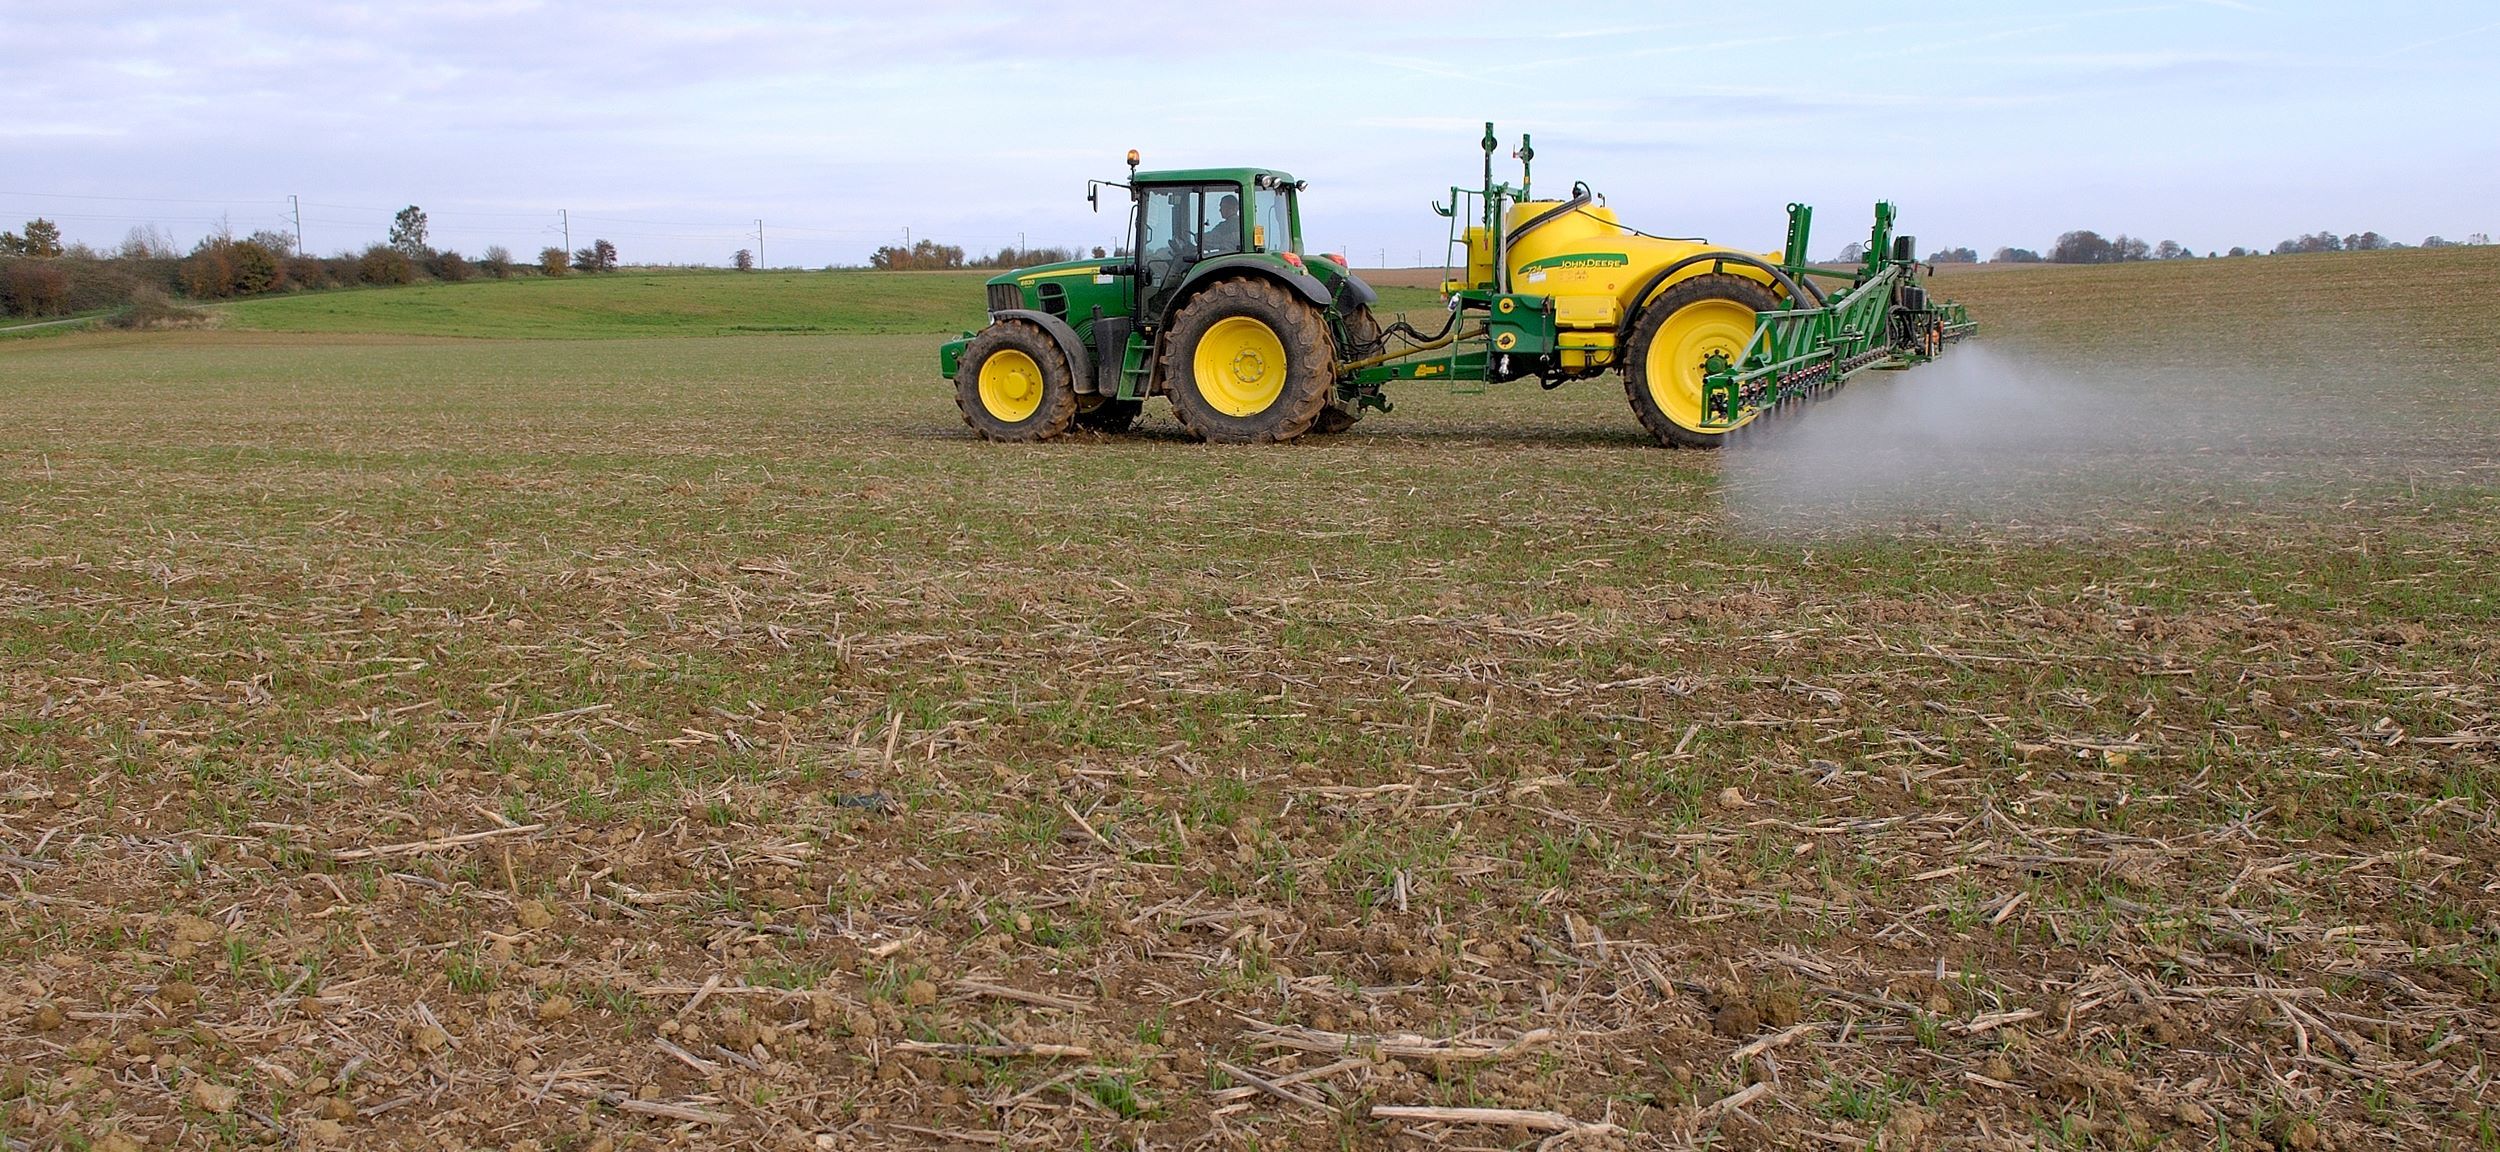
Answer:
[[389, 206, 430, 257], [571, 239, 618, 273], [2050, 231, 2113, 264], [21, 219, 63, 258], [119, 225, 179, 260], [870, 240, 967, 270]]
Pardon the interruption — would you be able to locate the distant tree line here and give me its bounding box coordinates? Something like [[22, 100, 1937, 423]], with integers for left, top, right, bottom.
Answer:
[[868, 240, 1115, 271], [1978, 229, 2488, 264], [0, 206, 640, 319], [2259, 230, 2487, 255]]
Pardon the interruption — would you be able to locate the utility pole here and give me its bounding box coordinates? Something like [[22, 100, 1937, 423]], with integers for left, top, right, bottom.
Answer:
[[754, 219, 764, 269], [1018, 231, 1025, 263], [289, 195, 303, 257], [560, 209, 570, 254]]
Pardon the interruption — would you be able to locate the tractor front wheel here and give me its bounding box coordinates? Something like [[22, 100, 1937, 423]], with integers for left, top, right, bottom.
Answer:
[[1163, 279, 1334, 444], [1623, 273, 1780, 449], [955, 322, 1078, 442]]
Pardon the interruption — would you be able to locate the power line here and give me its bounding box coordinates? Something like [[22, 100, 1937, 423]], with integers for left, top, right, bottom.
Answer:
[[1, 211, 283, 226], [0, 190, 288, 205]]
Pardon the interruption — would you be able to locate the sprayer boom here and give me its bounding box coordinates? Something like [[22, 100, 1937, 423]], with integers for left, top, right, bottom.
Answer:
[[1343, 123, 1977, 446], [1697, 204, 1978, 429]]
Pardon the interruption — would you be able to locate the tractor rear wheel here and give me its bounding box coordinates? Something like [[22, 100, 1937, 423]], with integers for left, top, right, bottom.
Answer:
[[1163, 279, 1334, 444], [955, 322, 1078, 442], [1075, 397, 1142, 434], [1623, 274, 1780, 449]]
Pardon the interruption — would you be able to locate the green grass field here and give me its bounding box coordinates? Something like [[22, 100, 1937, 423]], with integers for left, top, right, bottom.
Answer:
[[2, 253, 2496, 1151], [212, 268, 1446, 341], [218, 268, 990, 339]]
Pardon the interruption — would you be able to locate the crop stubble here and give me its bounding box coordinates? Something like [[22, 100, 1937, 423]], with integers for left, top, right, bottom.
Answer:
[[0, 253, 2496, 1150]]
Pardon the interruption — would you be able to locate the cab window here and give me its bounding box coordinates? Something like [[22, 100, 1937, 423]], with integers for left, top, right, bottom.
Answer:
[[1254, 186, 1296, 254], [1138, 185, 1241, 280]]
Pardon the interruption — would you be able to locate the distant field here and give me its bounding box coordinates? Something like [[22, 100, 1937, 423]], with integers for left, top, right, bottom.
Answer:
[[1350, 267, 1449, 290], [217, 268, 1444, 341], [1933, 247, 2500, 393], [222, 269, 998, 339], [1, 249, 2496, 1151]]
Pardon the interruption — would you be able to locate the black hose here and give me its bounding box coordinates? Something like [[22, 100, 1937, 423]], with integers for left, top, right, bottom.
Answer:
[[1381, 308, 1459, 346], [1335, 302, 1459, 362]]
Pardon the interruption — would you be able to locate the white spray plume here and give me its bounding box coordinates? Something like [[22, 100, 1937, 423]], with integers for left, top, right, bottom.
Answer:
[[1715, 342, 2438, 535]]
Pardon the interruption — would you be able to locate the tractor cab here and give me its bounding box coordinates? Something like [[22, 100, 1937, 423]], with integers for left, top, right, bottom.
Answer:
[[1126, 168, 1305, 319]]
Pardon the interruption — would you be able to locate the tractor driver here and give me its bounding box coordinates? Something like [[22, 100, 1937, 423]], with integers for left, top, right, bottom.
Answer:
[[1200, 194, 1243, 257]]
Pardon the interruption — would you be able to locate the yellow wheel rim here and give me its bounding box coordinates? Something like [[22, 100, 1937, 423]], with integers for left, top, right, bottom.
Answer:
[[1192, 316, 1289, 418], [977, 348, 1045, 423], [1645, 299, 1759, 434]]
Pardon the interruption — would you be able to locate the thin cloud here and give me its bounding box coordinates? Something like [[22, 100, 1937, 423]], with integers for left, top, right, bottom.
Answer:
[[6, 0, 2492, 265], [2379, 19, 2500, 58]]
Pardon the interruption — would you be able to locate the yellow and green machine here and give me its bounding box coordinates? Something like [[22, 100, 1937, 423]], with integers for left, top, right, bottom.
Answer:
[[941, 125, 1973, 446]]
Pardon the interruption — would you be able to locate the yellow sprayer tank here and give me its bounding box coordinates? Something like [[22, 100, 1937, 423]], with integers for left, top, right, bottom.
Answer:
[[1495, 201, 1781, 332], [1363, 125, 1972, 450]]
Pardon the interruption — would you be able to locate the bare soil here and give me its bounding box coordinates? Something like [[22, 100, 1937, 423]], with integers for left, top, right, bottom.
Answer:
[[2, 253, 2497, 1151]]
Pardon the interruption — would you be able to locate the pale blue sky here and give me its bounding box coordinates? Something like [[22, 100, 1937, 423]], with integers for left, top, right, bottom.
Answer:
[[6, 2, 2495, 266]]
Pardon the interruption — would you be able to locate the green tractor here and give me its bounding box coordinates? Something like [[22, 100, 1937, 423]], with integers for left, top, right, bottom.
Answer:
[[941, 130, 1973, 447], [940, 151, 1380, 443]]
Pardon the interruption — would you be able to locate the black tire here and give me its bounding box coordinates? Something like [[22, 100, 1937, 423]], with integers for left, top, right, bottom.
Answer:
[[1074, 397, 1142, 433], [1162, 278, 1335, 444], [955, 321, 1078, 442], [1622, 273, 1780, 449], [1311, 406, 1360, 435]]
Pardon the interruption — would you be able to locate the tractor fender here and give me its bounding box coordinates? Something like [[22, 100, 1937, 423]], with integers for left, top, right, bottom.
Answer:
[[1165, 257, 1334, 324], [1620, 251, 1820, 339], [989, 309, 1092, 391]]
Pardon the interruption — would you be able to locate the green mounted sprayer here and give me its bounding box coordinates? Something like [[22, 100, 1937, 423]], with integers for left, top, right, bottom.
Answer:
[[941, 127, 1974, 446]]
